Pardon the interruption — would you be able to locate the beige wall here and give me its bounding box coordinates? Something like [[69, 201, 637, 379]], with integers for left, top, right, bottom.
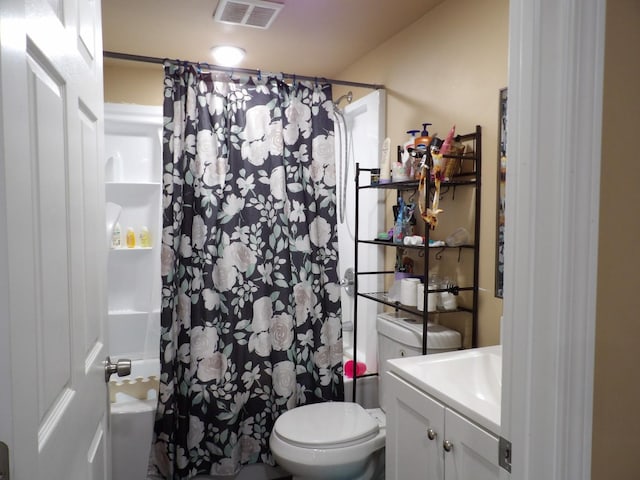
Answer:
[[104, 60, 163, 105], [592, 0, 640, 477], [337, 0, 508, 346]]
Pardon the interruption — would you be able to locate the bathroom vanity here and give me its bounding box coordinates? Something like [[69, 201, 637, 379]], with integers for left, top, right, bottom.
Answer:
[[385, 346, 502, 480]]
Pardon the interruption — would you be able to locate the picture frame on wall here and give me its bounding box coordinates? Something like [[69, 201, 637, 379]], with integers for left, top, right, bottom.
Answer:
[[495, 87, 507, 298]]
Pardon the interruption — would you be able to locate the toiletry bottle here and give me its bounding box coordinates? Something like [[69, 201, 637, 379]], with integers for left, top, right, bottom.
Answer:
[[427, 274, 440, 312], [393, 198, 405, 244], [139, 226, 151, 248], [414, 123, 433, 151], [111, 222, 121, 249], [403, 129, 420, 166], [126, 227, 136, 248], [441, 277, 458, 311], [392, 146, 405, 182], [379, 137, 391, 183]]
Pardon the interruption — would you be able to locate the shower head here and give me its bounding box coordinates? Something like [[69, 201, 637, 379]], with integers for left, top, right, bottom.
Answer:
[[334, 91, 353, 108]]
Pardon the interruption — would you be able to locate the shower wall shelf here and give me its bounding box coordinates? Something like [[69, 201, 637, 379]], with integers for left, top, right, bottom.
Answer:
[[351, 126, 481, 402], [104, 104, 163, 361], [110, 247, 154, 252]]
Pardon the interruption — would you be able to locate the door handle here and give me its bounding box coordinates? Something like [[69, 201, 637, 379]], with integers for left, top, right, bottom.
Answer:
[[104, 356, 132, 382], [340, 267, 355, 297]]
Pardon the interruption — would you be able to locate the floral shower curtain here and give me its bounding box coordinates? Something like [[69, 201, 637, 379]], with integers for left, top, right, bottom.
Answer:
[[147, 64, 344, 479]]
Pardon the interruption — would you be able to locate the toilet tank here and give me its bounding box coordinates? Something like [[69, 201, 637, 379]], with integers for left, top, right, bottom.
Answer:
[[376, 312, 461, 411]]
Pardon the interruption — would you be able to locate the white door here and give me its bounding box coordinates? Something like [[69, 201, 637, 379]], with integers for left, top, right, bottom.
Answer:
[[0, 0, 109, 478], [335, 89, 386, 378]]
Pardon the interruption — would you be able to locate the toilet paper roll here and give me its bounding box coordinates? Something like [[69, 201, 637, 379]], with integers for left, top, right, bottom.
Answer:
[[427, 291, 439, 312], [416, 283, 425, 311], [400, 278, 420, 306]]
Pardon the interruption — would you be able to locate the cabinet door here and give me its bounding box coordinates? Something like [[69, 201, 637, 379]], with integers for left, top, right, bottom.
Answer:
[[386, 372, 445, 480], [443, 408, 500, 480]]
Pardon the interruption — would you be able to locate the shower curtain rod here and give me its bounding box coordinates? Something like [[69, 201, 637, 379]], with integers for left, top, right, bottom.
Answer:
[[103, 51, 385, 90]]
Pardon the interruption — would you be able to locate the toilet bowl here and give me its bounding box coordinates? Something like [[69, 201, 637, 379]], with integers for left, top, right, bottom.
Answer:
[[269, 312, 461, 479], [270, 402, 386, 480]]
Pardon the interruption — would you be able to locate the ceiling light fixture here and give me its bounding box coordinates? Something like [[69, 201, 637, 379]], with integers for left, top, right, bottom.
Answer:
[[210, 45, 246, 67]]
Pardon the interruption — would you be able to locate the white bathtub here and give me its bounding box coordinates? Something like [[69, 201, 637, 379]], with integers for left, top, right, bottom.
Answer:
[[110, 358, 159, 480], [343, 373, 379, 408]]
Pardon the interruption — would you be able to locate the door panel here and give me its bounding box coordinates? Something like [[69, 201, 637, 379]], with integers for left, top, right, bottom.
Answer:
[[77, 0, 97, 64], [88, 418, 108, 480], [79, 104, 102, 353], [26, 51, 73, 422]]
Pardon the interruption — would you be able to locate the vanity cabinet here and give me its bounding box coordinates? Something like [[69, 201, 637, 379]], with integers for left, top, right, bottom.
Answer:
[[386, 371, 500, 480]]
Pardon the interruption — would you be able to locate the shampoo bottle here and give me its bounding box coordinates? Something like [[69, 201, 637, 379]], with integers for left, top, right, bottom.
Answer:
[[126, 227, 136, 248], [139, 226, 151, 248], [111, 222, 121, 249]]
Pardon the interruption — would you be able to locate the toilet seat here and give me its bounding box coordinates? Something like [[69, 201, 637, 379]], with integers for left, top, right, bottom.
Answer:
[[274, 402, 379, 448]]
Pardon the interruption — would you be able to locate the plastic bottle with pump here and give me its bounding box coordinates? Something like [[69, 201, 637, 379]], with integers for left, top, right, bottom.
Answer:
[[414, 123, 433, 152]]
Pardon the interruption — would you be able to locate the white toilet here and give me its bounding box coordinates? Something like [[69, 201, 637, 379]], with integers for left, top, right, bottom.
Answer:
[[269, 312, 461, 480]]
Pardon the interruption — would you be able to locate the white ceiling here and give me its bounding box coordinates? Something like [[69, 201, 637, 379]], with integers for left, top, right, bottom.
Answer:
[[102, 0, 443, 79]]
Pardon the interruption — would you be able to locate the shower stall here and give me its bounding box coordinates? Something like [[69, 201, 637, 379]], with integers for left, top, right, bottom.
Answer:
[[104, 103, 163, 480], [334, 89, 386, 405]]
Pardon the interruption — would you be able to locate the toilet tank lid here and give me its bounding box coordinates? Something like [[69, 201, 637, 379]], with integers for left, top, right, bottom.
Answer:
[[376, 312, 461, 350], [273, 402, 378, 448]]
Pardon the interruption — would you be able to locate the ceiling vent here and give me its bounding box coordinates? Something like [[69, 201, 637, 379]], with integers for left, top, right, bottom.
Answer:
[[213, 0, 283, 29]]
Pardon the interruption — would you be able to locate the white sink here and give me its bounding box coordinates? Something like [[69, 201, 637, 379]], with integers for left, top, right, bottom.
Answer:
[[386, 345, 501, 433]]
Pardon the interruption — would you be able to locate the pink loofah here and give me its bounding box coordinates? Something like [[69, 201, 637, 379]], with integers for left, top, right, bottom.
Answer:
[[344, 360, 367, 378]]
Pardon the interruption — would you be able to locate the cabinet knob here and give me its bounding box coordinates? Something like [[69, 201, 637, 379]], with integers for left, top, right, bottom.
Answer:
[[443, 440, 453, 452], [427, 428, 437, 440]]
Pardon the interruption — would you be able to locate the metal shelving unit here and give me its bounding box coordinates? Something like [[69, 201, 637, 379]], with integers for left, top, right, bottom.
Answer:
[[351, 126, 481, 402]]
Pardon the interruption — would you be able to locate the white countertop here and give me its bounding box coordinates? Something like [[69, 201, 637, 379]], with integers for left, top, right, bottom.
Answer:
[[387, 345, 502, 434]]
